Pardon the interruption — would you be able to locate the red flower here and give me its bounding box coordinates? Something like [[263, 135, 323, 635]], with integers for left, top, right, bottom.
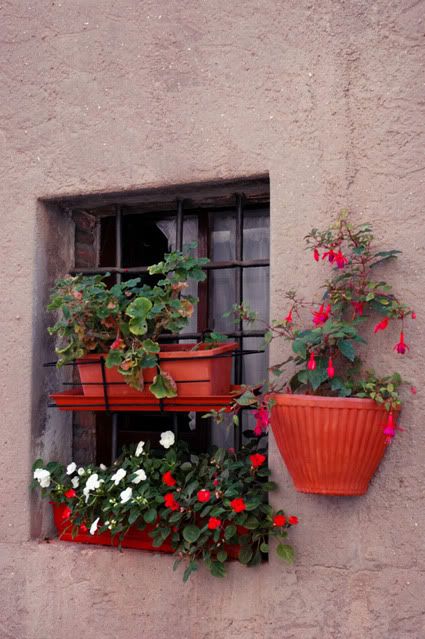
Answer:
[[61, 506, 72, 520], [249, 453, 266, 468], [164, 493, 179, 511], [374, 317, 389, 333], [64, 489, 76, 499], [230, 498, 246, 513], [110, 337, 125, 350], [207, 517, 222, 530], [352, 301, 364, 316], [213, 478, 219, 486], [288, 516, 299, 525], [384, 412, 396, 444], [162, 471, 176, 487], [253, 406, 270, 436], [307, 352, 316, 371], [313, 248, 320, 262], [412, 312, 416, 319], [197, 489, 211, 503], [327, 357, 335, 379], [322, 249, 336, 263], [312, 303, 331, 326], [285, 308, 293, 323], [79, 524, 88, 534], [393, 331, 409, 354], [273, 514, 286, 527], [334, 250, 348, 269]]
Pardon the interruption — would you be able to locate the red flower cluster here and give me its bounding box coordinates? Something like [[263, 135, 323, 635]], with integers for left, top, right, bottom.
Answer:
[[230, 498, 246, 513], [162, 471, 176, 487], [207, 517, 222, 530], [164, 493, 179, 511], [197, 489, 211, 503], [312, 303, 331, 326], [249, 453, 266, 468]]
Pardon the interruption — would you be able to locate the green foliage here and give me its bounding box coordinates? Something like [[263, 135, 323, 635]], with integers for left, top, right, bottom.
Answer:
[[47, 248, 212, 397], [31, 439, 297, 581]]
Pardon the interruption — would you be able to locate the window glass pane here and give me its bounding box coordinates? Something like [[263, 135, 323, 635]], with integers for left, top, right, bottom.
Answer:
[[242, 266, 269, 329], [122, 214, 176, 267], [209, 268, 237, 332], [209, 211, 236, 261], [242, 336, 268, 439], [243, 209, 269, 259], [181, 215, 199, 335]]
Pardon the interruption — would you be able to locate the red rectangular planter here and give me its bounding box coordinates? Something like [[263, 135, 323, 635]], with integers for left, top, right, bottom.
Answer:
[[77, 342, 237, 397]]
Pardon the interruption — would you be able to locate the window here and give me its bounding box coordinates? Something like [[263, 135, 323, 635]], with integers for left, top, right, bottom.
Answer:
[[68, 177, 270, 463]]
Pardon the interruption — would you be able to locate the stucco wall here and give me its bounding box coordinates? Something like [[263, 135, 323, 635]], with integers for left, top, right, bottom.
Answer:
[[1, 1, 424, 637]]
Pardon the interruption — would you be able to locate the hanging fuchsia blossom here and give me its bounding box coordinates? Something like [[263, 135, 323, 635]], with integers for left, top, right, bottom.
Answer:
[[312, 303, 331, 326], [322, 249, 336, 263], [352, 301, 364, 316], [394, 331, 409, 354], [313, 248, 320, 262], [412, 311, 416, 319], [374, 318, 389, 333], [327, 357, 335, 379], [285, 308, 293, 323], [253, 406, 270, 436], [307, 352, 316, 370], [334, 250, 349, 269], [384, 412, 396, 444]]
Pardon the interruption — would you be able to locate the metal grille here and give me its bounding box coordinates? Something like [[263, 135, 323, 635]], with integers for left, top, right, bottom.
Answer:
[[71, 191, 270, 460]]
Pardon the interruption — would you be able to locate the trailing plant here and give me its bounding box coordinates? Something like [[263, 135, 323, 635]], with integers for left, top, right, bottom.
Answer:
[[215, 212, 415, 443], [32, 434, 297, 581], [47, 246, 210, 397]]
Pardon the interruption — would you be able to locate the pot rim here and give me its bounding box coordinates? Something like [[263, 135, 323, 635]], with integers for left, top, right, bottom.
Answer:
[[271, 392, 401, 411], [77, 341, 238, 362]]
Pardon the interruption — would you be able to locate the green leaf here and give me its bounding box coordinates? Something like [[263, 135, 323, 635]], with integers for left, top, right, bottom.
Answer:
[[126, 297, 153, 335], [143, 508, 157, 524], [238, 546, 253, 564], [150, 372, 177, 398], [183, 560, 198, 582], [292, 339, 307, 359], [307, 367, 329, 391], [260, 542, 269, 553], [217, 550, 228, 563], [182, 525, 201, 543], [337, 340, 356, 361], [276, 543, 295, 563], [224, 525, 237, 541], [128, 508, 139, 525]]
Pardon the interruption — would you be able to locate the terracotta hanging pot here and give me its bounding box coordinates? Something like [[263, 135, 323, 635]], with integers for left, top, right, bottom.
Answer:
[[270, 394, 396, 496]]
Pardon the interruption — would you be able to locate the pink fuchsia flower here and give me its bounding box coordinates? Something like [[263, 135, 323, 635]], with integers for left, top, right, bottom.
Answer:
[[394, 331, 409, 354], [313, 248, 320, 262], [307, 352, 316, 371], [327, 357, 335, 379], [253, 406, 270, 436], [312, 303, 331, 326], [322, 249, 336, 263], [374, 318, 389, 333], [410, 386, 417, 395], [334, 250, 348, 269], [285, 308, 293, 323], [352, 301, 364, 317], [384, 412, 396, 444], [412, 312, 416, 319]]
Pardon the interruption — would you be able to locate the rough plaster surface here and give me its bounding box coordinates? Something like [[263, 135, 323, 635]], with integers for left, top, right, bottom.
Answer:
[[0, 1, 424, 637]]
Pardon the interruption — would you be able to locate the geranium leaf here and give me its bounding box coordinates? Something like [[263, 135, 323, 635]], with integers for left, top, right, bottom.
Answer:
[[150, 372, 177, 398], [276, 543, 295, 563], [183, 525, 201, 543]]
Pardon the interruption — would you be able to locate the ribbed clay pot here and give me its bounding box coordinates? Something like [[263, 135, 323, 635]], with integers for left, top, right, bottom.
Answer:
[[271, 394, 395, 495]]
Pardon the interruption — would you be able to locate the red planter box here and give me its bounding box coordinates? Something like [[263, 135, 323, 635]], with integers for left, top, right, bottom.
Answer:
[[51, 503, 241, 559], [77, 342, 237, 397]]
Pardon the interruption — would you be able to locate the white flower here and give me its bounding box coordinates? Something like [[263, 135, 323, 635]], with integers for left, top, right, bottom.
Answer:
[[71, 476, 79, 489], [77, 467, 85, 476], [111, 468, 126, 485], [159, 430, 175, 449], [66, 462, 77, 475], [132, 469, 147, 484], [85, 473, 101, 491], [120, 487, 132, 504], [33, 468, 51, 488], [135, 441, 145, 457], [99, 463, 107, 471], [89, 517, 100, 535]]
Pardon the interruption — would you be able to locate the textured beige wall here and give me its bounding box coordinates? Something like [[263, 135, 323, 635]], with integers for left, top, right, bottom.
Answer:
[[1, 1, 424, 637]]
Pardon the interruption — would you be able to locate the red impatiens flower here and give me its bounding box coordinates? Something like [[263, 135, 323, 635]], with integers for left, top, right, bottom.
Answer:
[[352, 301, 364, 317], [288, 516, 299, 525], [64, 489, 76, 499], [327, 357, 335, 379], [285, 308, 293, 323], [79, 524, 88, 534], [230, 498, 246, 513], [322, 249, 336, 263], [374, 317, 389, 333], [207, 517, 222, 530], [162, 470, 176, 487], [334, 250, 348, 269], [213, 478, 220, 486], [312, 303, 331, 326], [110, 337, 125, 350], [197, 489, 211, 503], [61, 506, 72, 520], [394, 331, 409, 354], [253, 406, 270, 436], [249, 453, 266, 468], [164, 493, 179, 511], [307, 352, 316, 371], [273, 514, 286, 527]]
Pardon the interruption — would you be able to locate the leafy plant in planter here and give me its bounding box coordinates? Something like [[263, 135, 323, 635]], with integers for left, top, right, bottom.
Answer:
[[32, 434, 298, 581], [48, 247, 236, 399], [221, 212, 415, 495]]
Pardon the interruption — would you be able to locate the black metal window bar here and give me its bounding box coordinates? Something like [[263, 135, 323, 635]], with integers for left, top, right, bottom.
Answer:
[[48, 191, 270, 461]]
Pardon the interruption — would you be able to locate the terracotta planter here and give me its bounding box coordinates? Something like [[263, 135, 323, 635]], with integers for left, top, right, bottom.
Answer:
[[271, 394, 395, 496], [77, 342, 237, 397]]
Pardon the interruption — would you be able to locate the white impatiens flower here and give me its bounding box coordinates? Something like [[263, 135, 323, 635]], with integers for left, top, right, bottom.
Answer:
[[89, 517, 100, 535], [159, 430, 175, 449], [132, 469, 147, 484], [33, 468, 51, 488], [135, 441, 145, 457], [99, 463, 107, 471], [66, 462, 77, 475], [77, 467, 85, 476], [83, 473, 102, 502], [111, 468, 126, 485], [120, 487, 133, 504], [71, 476, 80, 489]]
